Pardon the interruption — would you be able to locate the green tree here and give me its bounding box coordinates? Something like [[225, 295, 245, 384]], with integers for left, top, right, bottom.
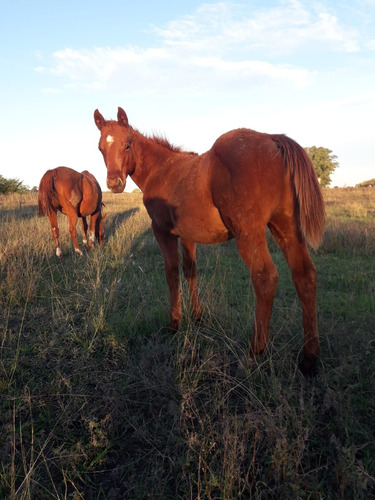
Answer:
[[0, 175, 29, 194], [305, 146, 339, 187]]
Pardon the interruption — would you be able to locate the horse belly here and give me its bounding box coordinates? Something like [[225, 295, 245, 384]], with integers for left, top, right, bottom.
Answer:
[[171, 207, 231, 244]]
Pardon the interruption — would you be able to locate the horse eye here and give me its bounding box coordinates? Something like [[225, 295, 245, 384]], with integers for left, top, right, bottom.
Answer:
[[125, 144, 131, 151]]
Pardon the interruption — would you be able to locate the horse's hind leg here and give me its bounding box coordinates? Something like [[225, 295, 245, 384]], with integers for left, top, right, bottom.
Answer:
[[81, 217, 88, 246], [268, 220, 320, 376], [48, 211, 62, 258], [180, 239, 204, 322], [87, 212, 99, 249], [236, 230, 279, 358], [67, 211, 82, 256]]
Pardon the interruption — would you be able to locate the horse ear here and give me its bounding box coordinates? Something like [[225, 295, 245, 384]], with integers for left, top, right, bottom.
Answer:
[[94, 109, 105, 130], [117, 107, 129, 128]]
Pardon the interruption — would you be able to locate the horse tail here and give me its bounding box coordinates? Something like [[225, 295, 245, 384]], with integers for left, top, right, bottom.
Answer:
[[38, 169, 57, 216], [272, 134, 325, 249]]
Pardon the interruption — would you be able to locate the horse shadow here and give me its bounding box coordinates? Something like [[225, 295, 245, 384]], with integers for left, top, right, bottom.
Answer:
[[104, 207, 140, 239]]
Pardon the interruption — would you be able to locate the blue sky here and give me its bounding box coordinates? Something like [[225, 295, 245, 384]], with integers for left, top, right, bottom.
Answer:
[[1, 0, 374, 191]]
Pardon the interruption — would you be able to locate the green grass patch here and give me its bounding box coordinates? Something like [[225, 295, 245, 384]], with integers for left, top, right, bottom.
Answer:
[[0, 189, 374, 498]]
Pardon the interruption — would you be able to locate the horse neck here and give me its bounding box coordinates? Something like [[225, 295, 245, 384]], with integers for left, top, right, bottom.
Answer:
[[130, 130, 179, 191]]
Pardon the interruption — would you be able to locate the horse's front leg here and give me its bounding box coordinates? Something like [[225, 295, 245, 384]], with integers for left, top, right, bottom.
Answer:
[[152, 224, 181, 329], [180, 238, 203, 323], [47, 210, 62, 258]]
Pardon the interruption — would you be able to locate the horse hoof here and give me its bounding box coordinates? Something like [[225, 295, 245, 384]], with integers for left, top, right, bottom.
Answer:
[[167, 318, 180, 332], [228, 354, 251, 378], [194, 312, 204, 326], [299, 357, 319, 377]]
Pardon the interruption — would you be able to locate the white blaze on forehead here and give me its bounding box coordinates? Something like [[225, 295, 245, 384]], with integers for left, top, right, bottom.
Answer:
[[106, 135, 114, 144]]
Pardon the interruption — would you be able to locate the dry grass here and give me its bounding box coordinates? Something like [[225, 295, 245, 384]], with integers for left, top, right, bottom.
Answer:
[[321, 187, 375, 254], [0, 188, 374, 499]]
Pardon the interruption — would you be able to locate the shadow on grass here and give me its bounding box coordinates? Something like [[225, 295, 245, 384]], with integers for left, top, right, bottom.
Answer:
[[104, 208, 140, 239], [0, 205, 38, 220]]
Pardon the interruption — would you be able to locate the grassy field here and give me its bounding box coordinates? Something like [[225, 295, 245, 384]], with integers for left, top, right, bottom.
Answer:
[[0, 187, 374, 499]]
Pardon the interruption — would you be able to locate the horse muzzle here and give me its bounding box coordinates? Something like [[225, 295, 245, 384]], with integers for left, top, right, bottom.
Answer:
[[107, 177, 125, 193]]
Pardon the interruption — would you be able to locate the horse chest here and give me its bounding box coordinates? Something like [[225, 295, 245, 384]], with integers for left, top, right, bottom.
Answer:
[[145, 196, 230, 244]]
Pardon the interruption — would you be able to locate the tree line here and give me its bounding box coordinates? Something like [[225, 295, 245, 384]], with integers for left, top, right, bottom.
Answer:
[[0, 146, 341, 193], [0, 175, 33, 194]]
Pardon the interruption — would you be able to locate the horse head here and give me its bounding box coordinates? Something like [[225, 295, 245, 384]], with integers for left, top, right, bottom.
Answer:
[[94, 107, 135, 193]]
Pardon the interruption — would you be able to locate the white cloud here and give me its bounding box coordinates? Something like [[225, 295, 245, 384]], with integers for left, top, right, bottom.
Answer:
[[33, 1, 360, 97], [34, 45, 310, 95], [366, 38, 375, 50], [36, 46, 174, 92], [192, 56, 310, 88], [154, 1, 359, 55]]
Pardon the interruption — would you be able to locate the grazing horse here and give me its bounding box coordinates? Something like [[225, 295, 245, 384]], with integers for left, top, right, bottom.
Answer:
[[94, 107, 325, 375], [38, 166, 105, 257]]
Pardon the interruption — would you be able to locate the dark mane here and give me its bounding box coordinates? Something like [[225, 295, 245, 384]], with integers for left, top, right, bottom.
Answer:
[[150, 134, 198, 156], [108, 117, 198, 155], [151, 135, 183, 152]]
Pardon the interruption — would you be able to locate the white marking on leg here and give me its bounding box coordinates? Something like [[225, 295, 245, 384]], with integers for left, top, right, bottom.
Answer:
[[56, 247, 62, 258], [83, 238, 88, 245], [75, 248, 83, 257], [88, 230, 95, 243]]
